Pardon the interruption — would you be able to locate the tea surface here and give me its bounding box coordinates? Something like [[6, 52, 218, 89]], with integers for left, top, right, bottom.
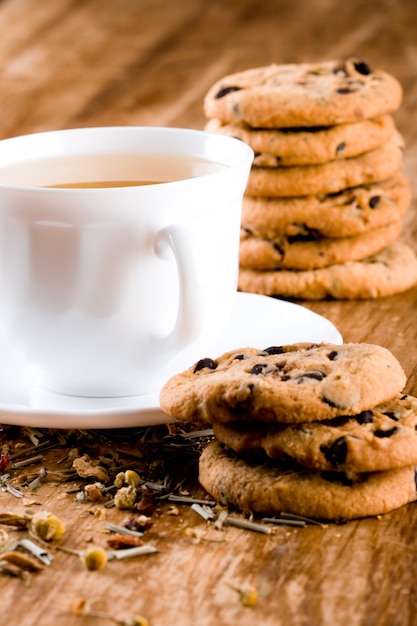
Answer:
[[47, 180, 163, 188], [0, 152, 225, 187]]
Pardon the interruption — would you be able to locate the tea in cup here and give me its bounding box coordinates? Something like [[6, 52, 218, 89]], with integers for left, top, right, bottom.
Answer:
[[0, 126, 253, 397]]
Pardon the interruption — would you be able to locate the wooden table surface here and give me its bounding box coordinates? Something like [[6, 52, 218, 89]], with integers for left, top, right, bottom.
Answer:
[[1, 0, 417, 624]]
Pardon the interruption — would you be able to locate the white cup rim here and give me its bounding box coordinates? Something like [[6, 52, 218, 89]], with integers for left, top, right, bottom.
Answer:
[[0, 126, 254, 192]]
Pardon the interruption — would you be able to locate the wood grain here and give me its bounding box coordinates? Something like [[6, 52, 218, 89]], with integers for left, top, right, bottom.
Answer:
[[1, 0, 417, 624]]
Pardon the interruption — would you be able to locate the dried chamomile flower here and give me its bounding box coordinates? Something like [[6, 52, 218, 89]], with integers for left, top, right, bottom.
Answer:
[[114, 472, 126, 489], [227, 581, 259, 607], [29, 510, 66, 542], [238, 582, 258, 607], [81, 545, 108, 571], [124, 470, 140, 488], [114, 486, 137, 510], [68, 597, 89, 616], [114, 470, 141, 489]]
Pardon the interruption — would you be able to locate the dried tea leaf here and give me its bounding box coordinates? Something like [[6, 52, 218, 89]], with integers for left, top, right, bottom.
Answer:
[[106, 534, 144, 550], [0, 512, 29, 529], [83, 483, 107, 502], [1, 550, 44, 572]]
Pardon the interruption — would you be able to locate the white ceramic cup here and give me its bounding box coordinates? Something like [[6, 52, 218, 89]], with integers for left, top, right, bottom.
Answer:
[[0, 126, 253, 397]]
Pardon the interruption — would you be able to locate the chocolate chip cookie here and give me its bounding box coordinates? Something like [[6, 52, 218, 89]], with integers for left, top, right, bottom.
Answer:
[[199, 440, 417, 520], [241, 174, 411, 238], [213, 394, 417, 473], [239, 220, 402, 270], [159, 342, 406, 424], [245, 131, 404, 197], [204, 59, 403, 128], [205, 115, 395, 166], [238, 241, 417, 299]]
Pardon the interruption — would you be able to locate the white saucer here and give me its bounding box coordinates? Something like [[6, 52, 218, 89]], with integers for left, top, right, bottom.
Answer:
[[0, 293, 342, 429]]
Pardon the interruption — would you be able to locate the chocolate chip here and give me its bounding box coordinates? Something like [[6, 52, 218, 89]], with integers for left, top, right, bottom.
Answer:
[[250, 363, 269, 375], [296, 371, 326, 383], [336, 87, 356, 94], [355, 410, 374, 424], [383, 411, 401, 421], [291, 223, 322, 238], [288, 230, 321, 243], [215, 86, 242, 99], [327, 351, 339, 361], [346, 80, 365, 88], [414, 469, 417, 492], [324, 415, 350, 427], [263, 346, 285, 355], [374, 427, 398, 438], [369, 196, 381, 209], [279, 125, 329, 134], [353, 59, 372, 75], [336, 142, 346, 155], [194, 358, 217, 373], [322, 397, 339, 408], [272, 242, 285, 259], [326, 190, 345, 199], [320, 436, 348, 466], [333, 62, 349, 76]]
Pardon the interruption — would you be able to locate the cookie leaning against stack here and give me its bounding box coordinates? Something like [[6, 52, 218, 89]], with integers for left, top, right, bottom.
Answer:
[[204, 58, 417, 299], [160, 342, 417, 521]]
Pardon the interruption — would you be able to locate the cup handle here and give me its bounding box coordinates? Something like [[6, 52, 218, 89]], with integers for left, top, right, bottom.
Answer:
[[153, 224, 203, 353]]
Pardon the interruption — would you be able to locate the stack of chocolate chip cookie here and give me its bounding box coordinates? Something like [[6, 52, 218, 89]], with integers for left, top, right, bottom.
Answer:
[[204, 58, 417, 299], [160, 342, 417, 521]]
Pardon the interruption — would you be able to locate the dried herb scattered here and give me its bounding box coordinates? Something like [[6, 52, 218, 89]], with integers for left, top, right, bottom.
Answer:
[[106, 534, 144, 550], [0, 509, 66, 540], [226, 581, 259, 607], [68, 597, 149, 625], [0, 449, 10, 472], [81, 546, 108, 571]]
